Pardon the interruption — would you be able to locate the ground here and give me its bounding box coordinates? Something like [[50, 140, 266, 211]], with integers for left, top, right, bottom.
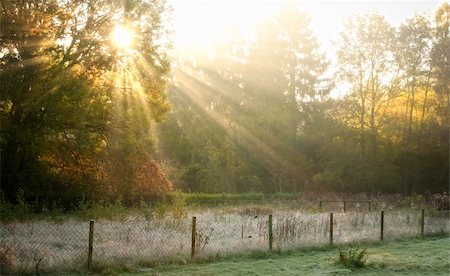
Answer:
[[122, 237, 450, 275]]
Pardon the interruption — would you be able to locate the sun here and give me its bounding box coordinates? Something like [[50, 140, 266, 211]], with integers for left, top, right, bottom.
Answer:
[[112, 25, 134, 49]]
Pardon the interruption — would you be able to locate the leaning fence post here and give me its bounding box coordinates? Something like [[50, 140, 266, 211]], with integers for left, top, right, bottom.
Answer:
[[268, 214, 273, 252], [380, 211, 384, 241], [191, 216, 196, 258], [421, 209, 425, 237], [88, 220, 94, 269], [329, 212, 334, 246]]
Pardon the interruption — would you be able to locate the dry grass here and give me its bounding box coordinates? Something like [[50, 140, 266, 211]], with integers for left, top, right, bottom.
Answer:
[[0, 209, 448, 274]]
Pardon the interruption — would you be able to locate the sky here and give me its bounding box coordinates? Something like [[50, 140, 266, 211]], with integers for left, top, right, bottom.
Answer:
[[168, 0, 443, 97], [169, 0, 443, 52]]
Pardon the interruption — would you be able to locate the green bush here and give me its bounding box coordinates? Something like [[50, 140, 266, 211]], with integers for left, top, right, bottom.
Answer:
[[153, 200, 169, 218], [0, 189, 33, 222], [170, 190, 188, 219], [76, 197, 127, 221], [335, 246, 368, 268]]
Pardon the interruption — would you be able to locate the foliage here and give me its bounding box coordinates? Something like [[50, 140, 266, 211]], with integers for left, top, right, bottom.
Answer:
[[335, 246, 368, 268], [0, 0, 172, 205], [1, 1, 448, 207], [153, 200, 170, 219], [0, 189, 33, 222], [158, 4, 448, 196], [170, 190, 188, 219], [433, 192, 450, 211], [76, 197, 128, 221]]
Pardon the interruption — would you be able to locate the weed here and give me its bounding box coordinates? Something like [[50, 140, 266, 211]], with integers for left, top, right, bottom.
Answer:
[[138, 199, 154, 221], [154, 200, 169, 218], [195, 228, 213, 252], [170, 190, 188, 219], [75, 197, 127, 221], [237, 206, 273, 216], [335, 246, 368, 268], [0, 243, 15, 274]]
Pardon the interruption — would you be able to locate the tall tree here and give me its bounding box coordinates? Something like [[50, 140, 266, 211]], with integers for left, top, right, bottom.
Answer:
[[0, 0, 171, 204], [395, 14, 432, 146], [337, 13, 395, 158], [431, 2, 450, 145]]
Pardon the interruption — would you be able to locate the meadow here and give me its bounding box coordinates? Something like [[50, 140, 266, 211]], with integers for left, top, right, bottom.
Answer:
[[1, 199, 448, 274], [141, 236, 450, 275]]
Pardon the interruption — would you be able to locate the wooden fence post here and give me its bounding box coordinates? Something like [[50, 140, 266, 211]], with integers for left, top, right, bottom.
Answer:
[[329, 212, 334, 246], [88, 220, 94, 269], [319, 200, 323, 211], [191, 216, 196, 258], [380, 211, 384, 241], [368, 201, 372, 212], [268, 214, 273, 252], [343, 201, 346, 213], [421, 209, 425, 237]]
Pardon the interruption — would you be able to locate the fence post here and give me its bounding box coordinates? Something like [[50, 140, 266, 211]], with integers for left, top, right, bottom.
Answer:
[[368, 201, 372, 212], [421, 209, 425, 237], [268, 214, 273, 252], [380, 211, 384, 241], [88, 220, 94, 269], [343, 201, 346, 213], [329, 212, 334, 246], [319, 200, 322, 211], [191, 216, 196, 258]]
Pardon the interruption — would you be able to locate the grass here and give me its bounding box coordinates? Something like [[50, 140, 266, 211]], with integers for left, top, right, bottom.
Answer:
[[2, 208, 448, 274], [119, 236, 450, 275]]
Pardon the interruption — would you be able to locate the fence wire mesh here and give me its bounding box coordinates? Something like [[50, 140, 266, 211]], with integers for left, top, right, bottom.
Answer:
[[93, 218, 191, 266], [0, 221, 88, 274], [196, 213, 269, 256], [1, 209, 449, 274], [272, 212, 330, 249]]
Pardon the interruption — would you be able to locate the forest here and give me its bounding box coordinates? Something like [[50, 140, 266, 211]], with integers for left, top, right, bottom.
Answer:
[[1, 0, 449, 208]]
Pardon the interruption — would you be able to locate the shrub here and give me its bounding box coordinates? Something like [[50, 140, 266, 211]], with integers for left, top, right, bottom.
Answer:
[[433, 192, 449, 211], [170, 190, 188, 219], [153, 200, 169, 218], [335, 246, 368, 268], [0, 189, 33, 222], [76, 197, 127, 221]]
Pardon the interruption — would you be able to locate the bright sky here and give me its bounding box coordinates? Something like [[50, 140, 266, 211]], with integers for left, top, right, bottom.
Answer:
[[169, 0, 442, 52], [169, 0, 443, 97]]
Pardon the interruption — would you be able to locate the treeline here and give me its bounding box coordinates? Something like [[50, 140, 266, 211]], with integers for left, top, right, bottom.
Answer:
[[1, 2, 448, 208], [0, 0, 172, 207], [157, 3, 449, 195]]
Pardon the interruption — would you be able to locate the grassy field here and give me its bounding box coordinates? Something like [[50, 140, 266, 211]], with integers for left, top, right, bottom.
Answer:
[[124, 237, 450, 275], [1, 209, 448, 274]]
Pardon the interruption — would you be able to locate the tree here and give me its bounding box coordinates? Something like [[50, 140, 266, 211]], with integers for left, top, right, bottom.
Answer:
[[337, 13, 396, 158], [431, 2, 450, 145], [0, 0, 172, 204], [247, 6, 329, 142], [395, 14, 433, 146]]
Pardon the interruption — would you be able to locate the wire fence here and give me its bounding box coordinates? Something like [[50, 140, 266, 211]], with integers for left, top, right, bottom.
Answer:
[[1, 209, 449, 274]]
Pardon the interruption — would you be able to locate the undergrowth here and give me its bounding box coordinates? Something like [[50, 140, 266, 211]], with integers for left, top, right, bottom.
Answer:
[[335, 246, 368, 268]]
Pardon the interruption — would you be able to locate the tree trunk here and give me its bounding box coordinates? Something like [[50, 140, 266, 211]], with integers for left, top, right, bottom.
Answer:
[[407, 76, 416, 145], [418, 70, 432, 147]]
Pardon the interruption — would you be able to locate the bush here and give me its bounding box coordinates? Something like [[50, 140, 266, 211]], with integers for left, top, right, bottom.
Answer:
[[335, 246, 368, 268], [170, 190, 188, 219], [0, 189, 33, 222], [76, 197, 127, 221]]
